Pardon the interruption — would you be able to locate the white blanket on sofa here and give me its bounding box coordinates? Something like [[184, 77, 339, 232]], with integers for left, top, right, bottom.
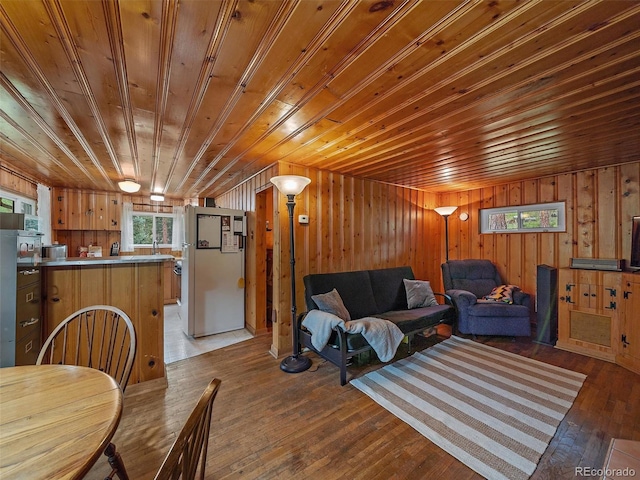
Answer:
[[301, 309, 404, 362]]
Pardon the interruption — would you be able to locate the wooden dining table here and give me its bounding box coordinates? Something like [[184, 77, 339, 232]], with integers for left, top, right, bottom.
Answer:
[[0, 364, 123, 479]]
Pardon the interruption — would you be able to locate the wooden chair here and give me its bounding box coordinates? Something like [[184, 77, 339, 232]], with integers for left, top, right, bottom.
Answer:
[[37, 305, 137, 480], [154, 378, 222, 480]]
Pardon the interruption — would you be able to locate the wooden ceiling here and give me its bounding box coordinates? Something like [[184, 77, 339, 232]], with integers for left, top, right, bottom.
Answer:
[[1, 0, 639, 200]]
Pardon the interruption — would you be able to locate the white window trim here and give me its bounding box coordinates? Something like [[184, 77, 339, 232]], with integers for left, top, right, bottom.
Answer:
[[0, 188, 39, 231], [479, 201, 566, 234], [133, 212, 174, 248]]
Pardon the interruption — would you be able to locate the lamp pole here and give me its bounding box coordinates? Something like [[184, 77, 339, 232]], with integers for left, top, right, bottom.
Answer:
[[280, 193, 311, 372], [443, 214, 450, 262], [270, 175, 312, 374]]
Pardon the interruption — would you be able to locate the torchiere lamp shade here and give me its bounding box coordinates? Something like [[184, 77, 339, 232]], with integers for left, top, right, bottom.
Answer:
[[270, 175, 311, 196]]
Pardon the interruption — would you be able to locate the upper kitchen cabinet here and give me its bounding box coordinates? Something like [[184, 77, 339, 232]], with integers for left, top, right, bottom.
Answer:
[[52, 188, 121, 231]]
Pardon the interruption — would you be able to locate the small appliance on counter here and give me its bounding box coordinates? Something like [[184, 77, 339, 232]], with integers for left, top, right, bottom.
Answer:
[[43, 244, 67, 259], [110, 242, 119, 256]]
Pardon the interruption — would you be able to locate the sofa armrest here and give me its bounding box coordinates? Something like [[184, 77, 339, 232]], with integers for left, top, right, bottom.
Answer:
[[446, 289, 477, 309], [513, 290, 531, 309], [434, 292, 453, 306]]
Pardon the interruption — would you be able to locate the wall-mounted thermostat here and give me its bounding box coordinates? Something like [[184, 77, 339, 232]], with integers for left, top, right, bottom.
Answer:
[[298, 214, 309, 224]]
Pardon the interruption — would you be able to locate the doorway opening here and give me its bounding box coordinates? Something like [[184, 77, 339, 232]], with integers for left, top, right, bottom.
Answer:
[[256, 187, 274, 334]]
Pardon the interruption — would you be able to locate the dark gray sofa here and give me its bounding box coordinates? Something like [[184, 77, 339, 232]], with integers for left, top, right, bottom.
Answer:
[[299, 266, 455, 385]]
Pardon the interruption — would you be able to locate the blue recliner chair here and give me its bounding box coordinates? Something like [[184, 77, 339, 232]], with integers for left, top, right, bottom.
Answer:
[[441, 259, 532, 337]]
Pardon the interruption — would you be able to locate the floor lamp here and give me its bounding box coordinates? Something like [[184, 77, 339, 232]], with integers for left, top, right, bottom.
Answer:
[[434, 206, 458, 262], [270, 175, 312, 373]]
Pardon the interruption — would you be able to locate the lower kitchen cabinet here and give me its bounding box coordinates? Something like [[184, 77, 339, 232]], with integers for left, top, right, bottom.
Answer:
[[42, 261, 165, 384], [163, 260, 177, 305]]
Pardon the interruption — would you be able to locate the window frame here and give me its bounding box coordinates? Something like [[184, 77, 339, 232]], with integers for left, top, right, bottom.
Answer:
[[479, 201, 566, 234], [0, 189, 40, 231], [132, 212, 174, 248]]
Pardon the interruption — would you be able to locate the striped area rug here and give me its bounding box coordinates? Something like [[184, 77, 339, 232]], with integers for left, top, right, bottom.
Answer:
[[351, 335, 586, 480]]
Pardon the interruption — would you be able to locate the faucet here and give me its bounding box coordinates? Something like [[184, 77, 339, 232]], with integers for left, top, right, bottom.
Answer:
[[152, 240, 157, 255]]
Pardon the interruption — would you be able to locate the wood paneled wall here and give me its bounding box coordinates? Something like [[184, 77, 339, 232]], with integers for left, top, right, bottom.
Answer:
[[439, 162, 640, 309], [0, 164, 38, 199], [53, 193, 187, 256], [53, 230, 123, 256], [219, 161, 639, 357], [216, 162, 440, 357]]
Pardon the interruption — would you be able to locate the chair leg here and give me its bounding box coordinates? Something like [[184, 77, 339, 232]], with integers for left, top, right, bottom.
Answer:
[[104, 442, 129, 480]]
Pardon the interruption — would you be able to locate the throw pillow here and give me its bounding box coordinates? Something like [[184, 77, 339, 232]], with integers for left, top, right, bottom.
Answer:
[[403, 279, 438, 309], [311, 288, 351, 321], [483, 284, 519, 304]]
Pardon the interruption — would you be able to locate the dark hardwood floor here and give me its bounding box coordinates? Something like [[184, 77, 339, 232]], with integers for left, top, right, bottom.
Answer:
[[84, 326, 640, 479]]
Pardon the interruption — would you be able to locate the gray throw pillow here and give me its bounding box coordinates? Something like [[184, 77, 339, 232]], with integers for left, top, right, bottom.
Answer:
[[311, 288, 351, 321], [403, 279, 438, 309]]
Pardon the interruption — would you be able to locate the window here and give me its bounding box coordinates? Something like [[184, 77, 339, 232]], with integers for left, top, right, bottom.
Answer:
[[480, 202, 566, 233], [133, 213, 173, 247], [0, 189, 40, 231], [0, 197, 14, 212]]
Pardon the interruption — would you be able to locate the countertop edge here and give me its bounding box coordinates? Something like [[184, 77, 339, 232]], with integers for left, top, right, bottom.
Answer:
[[40, 254, 176, 267]]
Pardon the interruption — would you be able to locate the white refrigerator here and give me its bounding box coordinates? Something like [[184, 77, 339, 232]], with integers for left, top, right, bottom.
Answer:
[[181, 205, 246, 337]]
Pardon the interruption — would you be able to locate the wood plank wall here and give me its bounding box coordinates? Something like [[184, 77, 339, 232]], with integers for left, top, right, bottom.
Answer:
[[216, 162, 440, 357], [218, 161, 639, 357], [439, 162, 640, 309], [53, 193, 187, 256], [0, 164, 38, 199], [6, 158, 635, 358]]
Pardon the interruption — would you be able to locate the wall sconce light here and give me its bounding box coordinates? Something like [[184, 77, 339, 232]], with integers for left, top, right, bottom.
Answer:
[[270, 175, 312, 374], [434, 206, 458, 262], [150, 194, 165, 202], [459, 212, 469, 221], [118, 179, 141, 193]]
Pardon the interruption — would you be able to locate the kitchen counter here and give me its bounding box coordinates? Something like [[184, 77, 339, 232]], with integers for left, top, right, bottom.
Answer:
[[41, 254, 175, 267], [42, 255, 168, 384]]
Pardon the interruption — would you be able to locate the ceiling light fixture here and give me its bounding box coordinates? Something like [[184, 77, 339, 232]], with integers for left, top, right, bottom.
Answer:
[[118, 179, 141, 193], [150, 194, 165, 202]]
